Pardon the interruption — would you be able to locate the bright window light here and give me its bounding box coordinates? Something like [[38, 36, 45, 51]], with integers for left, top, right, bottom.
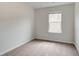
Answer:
[[48, 13, 62, 33]]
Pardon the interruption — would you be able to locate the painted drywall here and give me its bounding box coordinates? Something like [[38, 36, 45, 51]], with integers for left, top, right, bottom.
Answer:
[[35, 3, 74, 43], [0, 3, 34, 55], [74, 3, 79, 52]]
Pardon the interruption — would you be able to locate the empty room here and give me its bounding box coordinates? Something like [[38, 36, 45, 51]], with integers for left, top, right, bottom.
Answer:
[[0, 2, 79, 56]]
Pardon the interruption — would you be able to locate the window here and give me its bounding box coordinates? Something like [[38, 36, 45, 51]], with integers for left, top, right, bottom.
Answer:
[[48, 13, 62, 33]]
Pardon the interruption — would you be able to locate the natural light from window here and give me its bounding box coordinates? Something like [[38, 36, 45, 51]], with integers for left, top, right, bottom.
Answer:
[[48, 13, 62, 33]]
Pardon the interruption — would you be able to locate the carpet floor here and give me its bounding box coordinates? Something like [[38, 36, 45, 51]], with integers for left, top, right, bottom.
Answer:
[[3, 39, 79, 56]]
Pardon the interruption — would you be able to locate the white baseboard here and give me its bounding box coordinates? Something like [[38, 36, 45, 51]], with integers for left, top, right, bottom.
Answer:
[[74, 43, 79, 53], [35, 36, 73, 44], [0, 39, 33, 56]]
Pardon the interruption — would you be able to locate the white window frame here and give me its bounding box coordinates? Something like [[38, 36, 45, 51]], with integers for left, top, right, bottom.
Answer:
[[48, 13, 62, 33]]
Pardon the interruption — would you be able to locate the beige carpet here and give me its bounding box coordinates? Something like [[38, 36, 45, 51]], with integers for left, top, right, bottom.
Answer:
[[3, 39, 79, 56]]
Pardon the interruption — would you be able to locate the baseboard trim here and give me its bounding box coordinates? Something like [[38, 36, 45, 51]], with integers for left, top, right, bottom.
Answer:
[[34, 38, 74, 45], [0, 39, 33, 56], [35, 37, 74, 44], [74, 43, 79, 53]]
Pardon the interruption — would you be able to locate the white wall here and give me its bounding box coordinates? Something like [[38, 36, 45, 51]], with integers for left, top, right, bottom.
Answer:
[[75, 2, 79, 52], [0, 3, 34, 55], [35, 3, 74, 43]]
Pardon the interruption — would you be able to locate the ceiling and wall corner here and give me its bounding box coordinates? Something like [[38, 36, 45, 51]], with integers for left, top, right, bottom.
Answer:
[[25, 2, 74, 9]]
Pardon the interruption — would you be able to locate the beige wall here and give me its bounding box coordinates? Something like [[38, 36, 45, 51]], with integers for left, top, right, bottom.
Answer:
[[35, 3, 74, 43], [0, 3, 34, 55], [75, 2, 79, 52]]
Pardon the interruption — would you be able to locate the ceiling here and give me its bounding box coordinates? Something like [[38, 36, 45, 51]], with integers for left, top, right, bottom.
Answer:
[[25, 2, 74, 9]]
